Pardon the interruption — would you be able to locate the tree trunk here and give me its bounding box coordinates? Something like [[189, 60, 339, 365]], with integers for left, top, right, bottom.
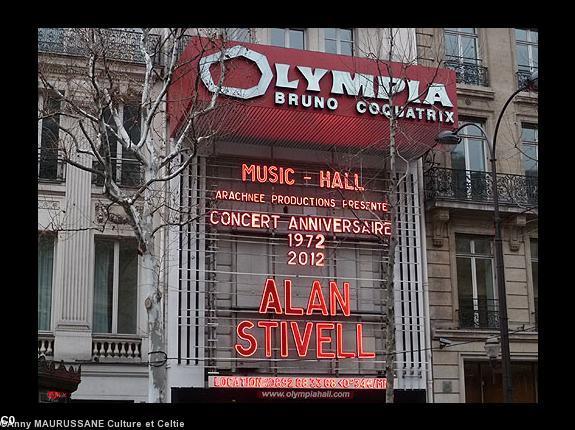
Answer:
[[385, 116, 398, 404], [143, 246, 166, 403], [140, 184, 166, 403]]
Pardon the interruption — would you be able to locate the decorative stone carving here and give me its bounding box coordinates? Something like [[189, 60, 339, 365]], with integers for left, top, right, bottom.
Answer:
[[38, 200, 60, 210], [95, 202, 129, 225], [431, 208, 450, 247], [508, 214, 527, 252]]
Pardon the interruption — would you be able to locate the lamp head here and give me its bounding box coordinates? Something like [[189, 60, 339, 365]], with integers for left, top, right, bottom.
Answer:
[[484, 336, 501, 361], [434, 130, 461, 152]]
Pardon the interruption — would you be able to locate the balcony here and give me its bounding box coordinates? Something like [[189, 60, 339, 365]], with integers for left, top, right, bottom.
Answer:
[[517, 69, 537, 90], [38, 154, 66, 183], [444, 60, 489, 87], [38, 28, 161, 65], [425, 168, 537, 209], [92, 335, 143, 363], [38, 333, 55, 358], [459, 297, 499, 329]]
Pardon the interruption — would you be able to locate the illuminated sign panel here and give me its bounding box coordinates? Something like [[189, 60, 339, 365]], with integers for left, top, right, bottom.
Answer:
[[201, 158, 390, 387], [167, 37, 458, 156], [209, 376, 387, 390]]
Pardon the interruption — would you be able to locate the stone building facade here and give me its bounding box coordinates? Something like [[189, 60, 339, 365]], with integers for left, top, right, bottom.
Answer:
[[416, 28, 538, 402]]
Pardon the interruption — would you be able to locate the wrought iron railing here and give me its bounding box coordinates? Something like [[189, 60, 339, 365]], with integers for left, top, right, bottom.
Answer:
[[459, 297, 499, 329], [425, 168, 538, 207], [38, 154, 66, 182], [517, 69, 537, 90], [38, 28, 161, 65], [92, 158, 143, 188], [444, 60, 489, 87]]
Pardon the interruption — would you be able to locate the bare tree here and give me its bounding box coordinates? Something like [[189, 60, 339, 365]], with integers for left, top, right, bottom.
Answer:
[[332, 28, 450, 403], [38, 27, 231, 402]]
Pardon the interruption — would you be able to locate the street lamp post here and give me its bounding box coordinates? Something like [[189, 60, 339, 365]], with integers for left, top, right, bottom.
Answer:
[[435, 71, 538, 403]]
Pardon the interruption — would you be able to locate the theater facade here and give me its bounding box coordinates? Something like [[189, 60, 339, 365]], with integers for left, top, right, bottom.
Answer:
[[163, 32, 458, 402]]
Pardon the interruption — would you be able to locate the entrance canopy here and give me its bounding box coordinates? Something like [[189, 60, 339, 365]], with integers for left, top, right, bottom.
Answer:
[[167, 37, 458, 158]]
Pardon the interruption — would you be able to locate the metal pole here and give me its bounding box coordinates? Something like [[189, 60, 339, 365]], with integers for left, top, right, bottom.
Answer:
[[492, 85, 529, 403], [490, 152, 512, 402]]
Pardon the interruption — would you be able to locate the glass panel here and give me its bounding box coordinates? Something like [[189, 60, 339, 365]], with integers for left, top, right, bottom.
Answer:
[[289, 29, 304, 49], [457, 256, 474, 327], [325, 28, 336, 40], [123, 104, 141, 145], [271, 28, 285, 47], [93, 240, 114, 333], [121, 105, 141, 186], [38, 236, 54, 331], [531, 46, 538, 68], [96, 108, 118, 183], [467, 138, 486, 172], [460, 36, 478, 62], [530, 239, 538, 260], [325, 39, 337, 54], [516, 44, 530, 68], [475, 258, 494, 300], [522, 125, 537, 142], [515, 28, 528, 41], [461, 122, 483, 138], [451, 141, 466, 170], [473, 238, 492, 256], [457, 257, 473, 297], [530, 30, 538, 44], [118, 241, 138, 334], [459, 28, 476, 34], [456, 236, 471, 254], [340, 28, 352, 42], [39, 96, 61, 179], [522, 144, 538, 176], [340, 41, 353, 56], [228, 28, 250, 42], [444, 33, 459, 59]]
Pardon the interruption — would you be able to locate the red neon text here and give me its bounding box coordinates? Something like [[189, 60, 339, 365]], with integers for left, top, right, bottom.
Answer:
[[319, 170, 365, 191], [258, 279, 350, 316], [242, 164, 295, 185], [234, 319, 374, 359]]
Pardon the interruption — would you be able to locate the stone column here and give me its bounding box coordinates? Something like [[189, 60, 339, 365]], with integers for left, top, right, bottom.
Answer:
[[53, 148, 94, 361]]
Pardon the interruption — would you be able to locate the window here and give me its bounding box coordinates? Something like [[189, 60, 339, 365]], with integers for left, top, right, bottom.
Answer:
[[521, 124, 538, 177], [530, 239, 538, 325], [450, 119, 489, 200], [93, 238, 139, 334], [444, 28, 488, 86], [93, 103, 142, 187], [521, 124, 538, 205], [270, 28, 305, 49], [456, 235, 497, 328], [515, 29, 538, 73], [38, 234, 55, 331], [225, 28, 252, 42], [515, 29, 538, 88], [324, 28, 353, 56], [444, 28, 480, 64], [38, 91, 64, 181]]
